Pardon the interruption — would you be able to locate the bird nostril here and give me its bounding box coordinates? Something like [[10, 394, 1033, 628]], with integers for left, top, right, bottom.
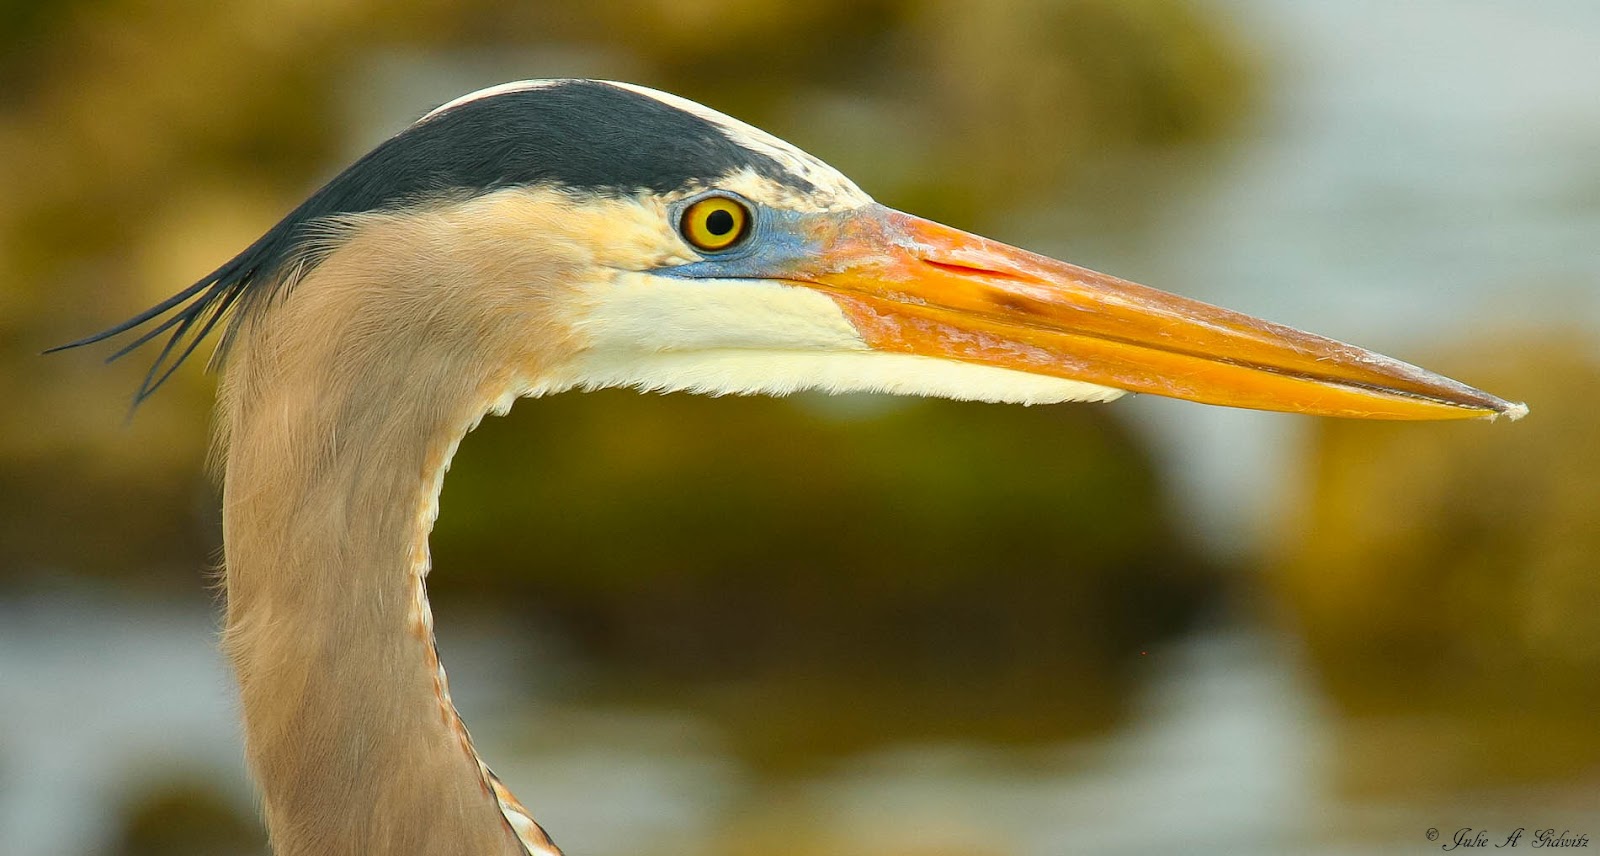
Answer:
[[921, 258, 1027, 282]]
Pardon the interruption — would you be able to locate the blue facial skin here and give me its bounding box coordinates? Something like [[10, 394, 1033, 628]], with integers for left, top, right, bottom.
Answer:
[[651, 192, 831, 283]]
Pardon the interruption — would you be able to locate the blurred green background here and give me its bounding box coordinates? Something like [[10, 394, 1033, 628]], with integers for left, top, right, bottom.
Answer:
[[2, 1, 1597, 854]]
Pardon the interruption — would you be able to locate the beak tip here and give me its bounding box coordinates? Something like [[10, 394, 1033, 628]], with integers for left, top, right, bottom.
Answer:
[[1488, 400, 1530, 422]]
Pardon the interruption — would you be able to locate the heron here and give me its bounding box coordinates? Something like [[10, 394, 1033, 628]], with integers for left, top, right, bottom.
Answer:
[[54, 79, 1525, 855]]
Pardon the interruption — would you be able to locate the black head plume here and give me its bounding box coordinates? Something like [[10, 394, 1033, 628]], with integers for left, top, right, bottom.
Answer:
[[47, 79, 815, 405]]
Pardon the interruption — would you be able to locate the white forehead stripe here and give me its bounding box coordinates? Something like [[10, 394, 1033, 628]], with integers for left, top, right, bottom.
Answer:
[[420, 79, 564, 121], [417, 79, 873, 210], [602, 81, 871, 208]]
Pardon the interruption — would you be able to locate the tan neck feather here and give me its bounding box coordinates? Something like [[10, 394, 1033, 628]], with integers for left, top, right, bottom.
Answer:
[[214, 195, 602, 855]]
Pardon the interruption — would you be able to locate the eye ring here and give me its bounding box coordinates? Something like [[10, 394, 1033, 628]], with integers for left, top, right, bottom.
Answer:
[[680, 194, 752, 253]]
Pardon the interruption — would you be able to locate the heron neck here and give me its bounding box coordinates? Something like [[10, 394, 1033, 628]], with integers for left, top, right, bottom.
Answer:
[[215, 247, 565, 855]]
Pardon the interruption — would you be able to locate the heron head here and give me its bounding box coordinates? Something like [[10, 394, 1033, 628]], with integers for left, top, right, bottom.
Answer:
[[63, 79, 1525, 421]]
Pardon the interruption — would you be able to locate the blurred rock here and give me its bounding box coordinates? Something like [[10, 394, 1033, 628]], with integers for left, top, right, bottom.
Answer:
[[113, 778, 264, 856], [433, 391, 1219, 755], [1268, 334, 1600, 785]]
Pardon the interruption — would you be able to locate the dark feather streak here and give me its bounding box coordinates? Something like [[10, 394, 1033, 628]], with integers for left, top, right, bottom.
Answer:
[[48, 80, 814, 405]]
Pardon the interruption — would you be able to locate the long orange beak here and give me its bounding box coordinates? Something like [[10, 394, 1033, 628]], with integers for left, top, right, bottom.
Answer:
[[785, 206, 1524, 421]]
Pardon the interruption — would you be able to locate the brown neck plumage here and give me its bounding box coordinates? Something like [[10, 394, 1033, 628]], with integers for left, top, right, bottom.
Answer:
[[214, 201, 578, 855]]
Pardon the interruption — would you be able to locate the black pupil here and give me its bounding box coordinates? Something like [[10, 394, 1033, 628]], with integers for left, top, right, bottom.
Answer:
[[705, 208, 736, 237]]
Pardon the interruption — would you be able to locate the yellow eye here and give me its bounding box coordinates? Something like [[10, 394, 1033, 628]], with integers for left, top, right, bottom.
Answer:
[[680, 195, 751, 252]]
